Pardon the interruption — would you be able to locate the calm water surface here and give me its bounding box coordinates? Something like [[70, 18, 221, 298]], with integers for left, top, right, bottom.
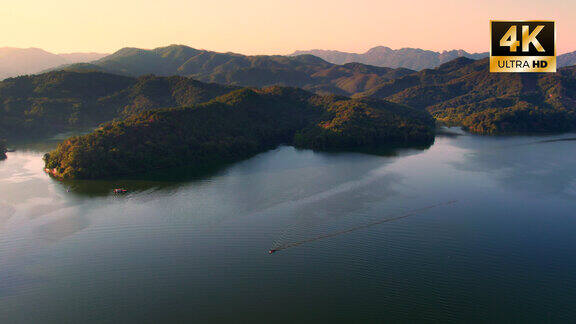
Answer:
[[1, 130, 575, 323]]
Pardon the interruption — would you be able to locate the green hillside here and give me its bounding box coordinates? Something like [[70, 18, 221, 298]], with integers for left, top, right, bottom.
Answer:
[[6, 56, 576, 138], [43, 87, 434, 179], [358, 58, 576, 134], [60, 45, 414, 96], [0, 71, 237, 138]]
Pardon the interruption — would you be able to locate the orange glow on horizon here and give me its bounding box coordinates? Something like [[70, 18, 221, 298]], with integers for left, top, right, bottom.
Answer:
[[0, 0, 573, 55]]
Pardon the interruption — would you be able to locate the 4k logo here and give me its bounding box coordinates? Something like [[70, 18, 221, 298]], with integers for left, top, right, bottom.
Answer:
[[490, 21, 556, 73]]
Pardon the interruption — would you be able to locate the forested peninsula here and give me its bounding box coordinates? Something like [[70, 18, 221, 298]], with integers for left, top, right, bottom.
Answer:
[[43, 87, 434, 179]]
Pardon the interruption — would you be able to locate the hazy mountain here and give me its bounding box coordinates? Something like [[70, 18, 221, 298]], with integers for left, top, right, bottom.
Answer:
[[60, 45, 415, 95], [0, 48, 67, 79], [356, 57, 576, 134], [58, 52, 109, 63], [293, 47, 576, 70], [559, 51, 576, 67], [0, 47, 107, 80], [290, 46, 489, 70]]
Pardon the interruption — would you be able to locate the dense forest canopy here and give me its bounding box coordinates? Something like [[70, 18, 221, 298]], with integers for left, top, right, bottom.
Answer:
[[3, 56, 576, 141], [0, 71, 237, 138], [356, 58, 576, 134], [44, 87, 435, 179]]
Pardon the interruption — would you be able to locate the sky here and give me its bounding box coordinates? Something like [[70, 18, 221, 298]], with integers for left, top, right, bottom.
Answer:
[[1, 0, 574, 55]]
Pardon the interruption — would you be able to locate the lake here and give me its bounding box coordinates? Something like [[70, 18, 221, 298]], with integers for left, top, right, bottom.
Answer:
[[1, 129, 575, 323]]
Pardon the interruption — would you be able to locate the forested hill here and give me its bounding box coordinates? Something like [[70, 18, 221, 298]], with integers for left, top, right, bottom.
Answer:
[[58, 45, 414, 96], [0, 47, 107, 80], [43, 87, 435, 179], [357, 58, 576, 134], [0, 71, 238, 138], [6, 58, 576, 139]]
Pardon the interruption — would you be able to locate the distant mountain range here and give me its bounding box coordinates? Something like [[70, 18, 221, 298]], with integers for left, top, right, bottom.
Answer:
[[58, 45, 414, 96], [2, 45, 575, 84], [0, 47, 108, 80], [291, 46, 576, 70], [1, 44, 576, 138], [290, 47, 489, 70]]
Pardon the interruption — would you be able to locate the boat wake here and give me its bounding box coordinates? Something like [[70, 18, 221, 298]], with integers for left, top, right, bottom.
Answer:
[[269, 200, 457, 254]]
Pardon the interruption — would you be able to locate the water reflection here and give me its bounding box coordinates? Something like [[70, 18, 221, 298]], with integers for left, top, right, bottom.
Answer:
[[43, 142, 432, 197], [449, 132, 576, 199]]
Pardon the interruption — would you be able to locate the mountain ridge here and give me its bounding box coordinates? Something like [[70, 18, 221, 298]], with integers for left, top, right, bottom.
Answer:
[[290, 47, 489, 70], [0, 47, 108, 80], [57, 44, 415, 96], [355, 57, 576, 134], [291, 47, 576, 70], [0, 71, 238, 138], [559, 51, 576, 68]]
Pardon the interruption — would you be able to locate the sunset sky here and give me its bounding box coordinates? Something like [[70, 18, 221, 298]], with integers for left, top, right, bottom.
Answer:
[[1, 0, 573, 55]]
